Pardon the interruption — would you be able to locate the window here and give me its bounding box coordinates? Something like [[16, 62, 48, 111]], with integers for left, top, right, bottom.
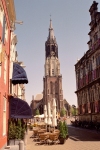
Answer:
[[78, 69, 80, 79], [94, 33, 98, 42], [96, 55, 100, 67], [2, 15, 6, 44], [99, 55, 100, 65], [4, 56, 7, 84], [55, 81, 58, 94], [89, 62, 92, 71], [83, 67, 86, 76], [50, 82, 53, 94], [60, 89, 62, 94], [48, 95, 49, 101], [96, 57, 99, 66], [3, 97, 6, 136], [0, 5, 3, 26], [90, 102, 95, 113], [52, 69, 54, 76], [98, 100, 100, 112], [0, 41, 2, 76], [5, 23, 8, 42]]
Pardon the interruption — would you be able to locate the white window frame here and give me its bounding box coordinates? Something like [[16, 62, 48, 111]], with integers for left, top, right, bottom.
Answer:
[[5, 22, 8, 42], [0, 4, 3, 26], [4, 55, 7, 84], [3, 97, 6, 136]]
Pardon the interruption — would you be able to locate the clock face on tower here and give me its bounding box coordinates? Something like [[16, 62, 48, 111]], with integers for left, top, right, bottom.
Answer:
[[51, 51, 55, 56]]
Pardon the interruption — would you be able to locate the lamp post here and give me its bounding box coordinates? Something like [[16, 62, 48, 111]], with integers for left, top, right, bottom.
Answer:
[[72, 105, 76, 120]]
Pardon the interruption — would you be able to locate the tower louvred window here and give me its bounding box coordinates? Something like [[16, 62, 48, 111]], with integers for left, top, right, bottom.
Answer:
[[52, 69, 54, 75]]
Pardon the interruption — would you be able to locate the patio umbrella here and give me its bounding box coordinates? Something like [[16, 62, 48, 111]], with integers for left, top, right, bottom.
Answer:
[[44, 105, 47, 124], [52, 98, 57, 131], [47, 102, 52, 132]]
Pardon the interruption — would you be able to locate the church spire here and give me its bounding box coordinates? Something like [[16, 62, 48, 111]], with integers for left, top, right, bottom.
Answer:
[[45, 19, 58, 58], [49, 18, 53, 29], [48, 19, 55, 40]]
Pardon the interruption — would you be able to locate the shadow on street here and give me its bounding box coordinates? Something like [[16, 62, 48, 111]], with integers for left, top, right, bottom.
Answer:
[[68, 126, 100, 141]]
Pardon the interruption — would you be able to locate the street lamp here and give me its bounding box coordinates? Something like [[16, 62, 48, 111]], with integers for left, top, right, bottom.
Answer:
[[72, 105, 76, 120]]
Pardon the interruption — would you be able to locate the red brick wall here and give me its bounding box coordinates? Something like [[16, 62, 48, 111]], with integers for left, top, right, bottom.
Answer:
[[0, 0, 11, 149]]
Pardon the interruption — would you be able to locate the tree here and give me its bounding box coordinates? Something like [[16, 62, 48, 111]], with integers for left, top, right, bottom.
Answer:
[[58, 121, 68, 139], [60, 108, 66, 117], [15, 119, 22, 139], [35, 109, 40, 115], [71, 107, 78, 116], [8, 120, 16, 140]]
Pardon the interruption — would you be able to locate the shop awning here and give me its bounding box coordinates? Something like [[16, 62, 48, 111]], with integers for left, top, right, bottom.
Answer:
[[10, 97, 32, 119], [12, 63, 28, 85]]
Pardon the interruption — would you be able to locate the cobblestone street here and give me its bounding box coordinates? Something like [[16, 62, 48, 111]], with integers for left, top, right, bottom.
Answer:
[[26, 125, 100, 150]]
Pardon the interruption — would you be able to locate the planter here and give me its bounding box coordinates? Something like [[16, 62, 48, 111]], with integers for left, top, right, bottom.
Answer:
[[66, 134, 69, 140], [14, 139, 21, 145], [9, 139, 15, 145], [59, 137, 66, 144], [30, 128, 33, 131]]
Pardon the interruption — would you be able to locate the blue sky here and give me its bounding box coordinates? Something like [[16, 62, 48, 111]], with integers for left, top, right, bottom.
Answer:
[[14, 0, 100, 106]]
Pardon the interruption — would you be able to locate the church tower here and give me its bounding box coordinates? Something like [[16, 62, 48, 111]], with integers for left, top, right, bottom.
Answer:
[[43, 19, 64, 112]]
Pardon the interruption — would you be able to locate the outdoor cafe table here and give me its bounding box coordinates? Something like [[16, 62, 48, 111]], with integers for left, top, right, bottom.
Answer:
[[33, 128, 39, 137], [38, 132, 59, 144], [33, 128, 47, 136], [38, 130, 45, 135], [37, 124, 46, 128], [43, 132, 58, 137]]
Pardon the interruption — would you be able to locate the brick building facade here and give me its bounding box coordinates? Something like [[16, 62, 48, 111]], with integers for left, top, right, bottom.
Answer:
[[75, 1, 100, 122], [0, 0, 16, 149]]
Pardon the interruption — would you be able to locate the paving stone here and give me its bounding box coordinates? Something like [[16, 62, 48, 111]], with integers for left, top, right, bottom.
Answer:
[[26, 126, 100, 150]]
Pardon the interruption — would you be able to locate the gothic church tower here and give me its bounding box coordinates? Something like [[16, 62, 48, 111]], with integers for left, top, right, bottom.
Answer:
[[43, 19, 64, 112]]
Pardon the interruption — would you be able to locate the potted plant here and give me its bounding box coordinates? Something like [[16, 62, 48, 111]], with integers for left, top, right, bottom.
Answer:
[[21, 124, 26, 140], [8, 120, 16, 145], [35, 109, 40, 115], [15, 119, 22, 145], [58, 121, 68, 144], [29, 124, 33, 130], [63, 121, 69, 140], [60, 108, 66, 117]]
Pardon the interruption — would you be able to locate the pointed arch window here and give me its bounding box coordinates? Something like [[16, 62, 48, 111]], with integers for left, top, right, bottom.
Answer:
[[55, 81, 57, 94], [50, 82, 53, 94]]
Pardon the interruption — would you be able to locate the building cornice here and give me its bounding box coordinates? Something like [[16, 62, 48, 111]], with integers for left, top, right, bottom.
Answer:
[[75, 77, 100, 93], [6, 0, 16, 25]]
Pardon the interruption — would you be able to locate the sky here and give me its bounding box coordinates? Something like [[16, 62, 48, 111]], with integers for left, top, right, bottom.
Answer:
[[14, 0, 100, 107]]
